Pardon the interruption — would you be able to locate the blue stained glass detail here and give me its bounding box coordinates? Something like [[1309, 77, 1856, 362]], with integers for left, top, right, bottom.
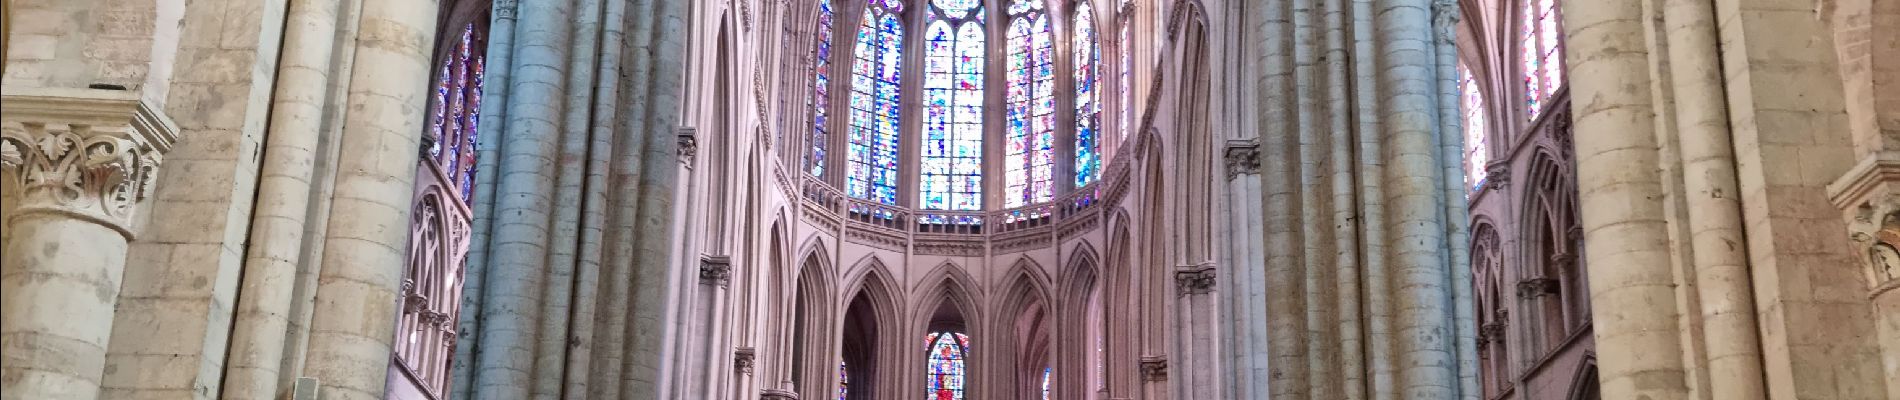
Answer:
[[926, 332, 970, 400], [1073, 2, 1101, 187], [428, 24, 485, 203], [848, 5, 905, 205]]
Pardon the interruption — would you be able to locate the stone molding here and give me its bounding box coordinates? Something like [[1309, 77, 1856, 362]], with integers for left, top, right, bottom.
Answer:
[[1826, 155, 1900, 294], [1, 88, 177, 238], [700, 255, 733, 287], [1139, 356, 1168, 381], [760, 389, 799, 400], [735, 347, 756, 375], [1174, 264, 1216, 295], [1430, 0, 1460, 44], [493, 0, 517, 20], [1224, 141, 1260, 179]]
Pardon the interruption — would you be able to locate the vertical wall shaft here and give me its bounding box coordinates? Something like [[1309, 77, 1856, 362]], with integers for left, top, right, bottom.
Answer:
[[561, 0, 629, 395], [221, 0, 342, 397], [299, 0, 440, 398], [1372, 0, 1457, 395], [1661, 0, 1767, 397], [452, 0, 518, 395], [471, 0, 574, 395], [530, 0, 603, 396], [1564, 0, 1693, 397]]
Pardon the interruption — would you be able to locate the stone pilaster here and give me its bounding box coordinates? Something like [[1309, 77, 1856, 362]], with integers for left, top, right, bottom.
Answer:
[[0, 87, 176, 399]]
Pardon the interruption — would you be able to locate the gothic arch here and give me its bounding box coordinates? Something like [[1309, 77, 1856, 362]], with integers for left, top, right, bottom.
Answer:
[[1052, 242, 1103, 398], [838, 259, 905, 400], [988, 258, 1056, 399], [790, 240, 839, 396], [910, 261, 984, 398], [1565, 357, 1600, 400], [1517, 147, 1583, 357]]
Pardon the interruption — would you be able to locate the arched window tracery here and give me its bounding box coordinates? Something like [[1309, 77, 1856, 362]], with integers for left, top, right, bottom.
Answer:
[[847, 0, 907, 205], [1005, 0, 1056, 207], [920, 0, 986, 212], [927, 331, 971, 400], [1072, 1, 1101, 186], [395, 15, 486, 400], [1461, 64, 1489, 192], [1472, 224, 1511, 396], [1521, 0, 1562, 121]]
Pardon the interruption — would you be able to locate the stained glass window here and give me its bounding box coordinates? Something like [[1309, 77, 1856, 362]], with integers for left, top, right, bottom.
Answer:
[[1521, 0, 1562, 121], [926, 332, 970, 400], [1040, 367, 1052, 399], [427, 23, 486, 203], [1462, 65, 1489, 193], [810, 0, 836, 176], [920, 0, 986, 212], [1118, 9, 1133, 143], [1073, 2, 1101, 186], [839, 362, 849, 399], [1005, 0, 1055, 207], [848, 0, 906, 205]]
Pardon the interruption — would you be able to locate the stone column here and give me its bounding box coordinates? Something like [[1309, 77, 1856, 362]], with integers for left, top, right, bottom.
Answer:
[[0, 87, 176, 399], [1172, 264, 1219, 399], [299, 0, 439, 398], [1562, 0, 1692, 398]]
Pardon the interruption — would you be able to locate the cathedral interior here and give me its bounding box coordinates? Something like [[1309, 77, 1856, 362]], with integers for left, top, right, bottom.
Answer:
[[1, 0, 1897, 399]]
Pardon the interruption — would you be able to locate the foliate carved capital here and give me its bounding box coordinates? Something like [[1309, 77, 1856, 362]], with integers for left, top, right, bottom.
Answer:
[[1174, 265, 1216, 295], [760, 389, 800, 400], [700, 255, 733, 287], [734, 347, 757, 375], [1, 88, 176, 238], [1483, 164, 1510, 191], [1479, 321, 1507, 343], [1224, 141, 1260, 179], [1430, 0, 1461, 43], [677, 127, 699, 164], [1515, 277, 1559, 299], [1139, 356, 1168, 381]]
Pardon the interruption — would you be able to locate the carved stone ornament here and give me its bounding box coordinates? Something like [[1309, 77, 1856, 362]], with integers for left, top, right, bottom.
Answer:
[[677, 127, 699, 163], [1515, 277, 1559, 299], [494, 0, 518, 20], [1430, 0, 1461, 44], [1483, 164, 1510, 191], [1224, 141, 1261, 179], [760, 389, 800, 400], [1139, 356, 1168, 381], [700, 255, 733, 287], [1, 88, 176, 238], [735, 347, 757, 375], [1174, 265, 1216, 295]]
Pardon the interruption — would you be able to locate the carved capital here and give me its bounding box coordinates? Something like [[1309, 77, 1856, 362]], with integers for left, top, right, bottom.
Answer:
[[1174, 265, 1216, 295], [1515, 277, 1559, 299], [760, 389, 800, 400], [1139, 356, 1168, 381], [1224, 141, 1260, 179], [700, 255, 733, 287], [494, 0, 518, 20], [1430, 0, 1461, 43], [1479, 321, 1507, 343], [2, 88, 176, 238], [1483, 164, 1510, 191], [735, 347, 757, 375], [677, 127, 699, 164]]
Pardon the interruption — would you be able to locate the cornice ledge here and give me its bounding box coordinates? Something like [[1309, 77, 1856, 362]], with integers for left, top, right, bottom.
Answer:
[[1827, 153, 1900, 210], [2, 87, 179, 154]]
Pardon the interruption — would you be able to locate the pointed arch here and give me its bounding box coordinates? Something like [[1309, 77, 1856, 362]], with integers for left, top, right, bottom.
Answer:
[[1565, 357, 1600, 400], [791, 237, 839, 396], [988, 258, 1055, 399], [838, 257, 905, 400], [1518, 147, 1583, 357]]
